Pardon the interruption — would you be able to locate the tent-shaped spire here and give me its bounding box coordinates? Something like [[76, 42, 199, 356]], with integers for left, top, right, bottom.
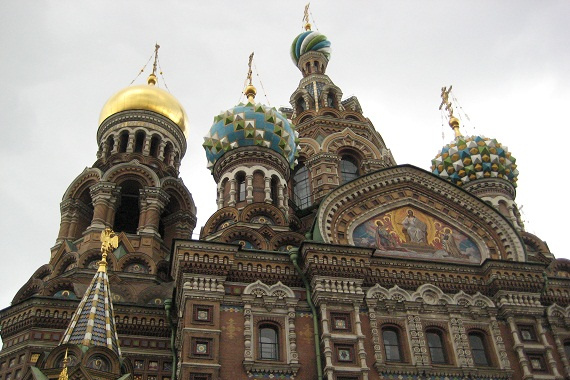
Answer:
[[60, 228, 121, 356]]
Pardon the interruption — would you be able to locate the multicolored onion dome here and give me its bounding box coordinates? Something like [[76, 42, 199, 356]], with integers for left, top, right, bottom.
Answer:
[[290, 30, 331, 64], [431, 136, 518, 187], [203, 100, 299, 171]]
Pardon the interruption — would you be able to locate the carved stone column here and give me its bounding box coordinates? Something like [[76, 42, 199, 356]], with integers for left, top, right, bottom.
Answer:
[[246, 174, 253, 204], [138, 187, 169, 235], [489, 315, 510, 369], [229, 179, 237, 207], [126, 132, 135, 153], [536, 316, 562, 378], [353, 302, 369, 380], [407, 311, 429, 366], [507, 316, 532, 378], [89, 182, 120, 230], [264, 176, 271, 203], [449, 315, 471, 368]]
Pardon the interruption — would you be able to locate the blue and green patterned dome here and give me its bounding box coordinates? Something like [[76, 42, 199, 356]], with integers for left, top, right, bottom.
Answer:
[[290, 30, 331, 64], [431, 135, 519, 187], [203, 100, 299, 170]]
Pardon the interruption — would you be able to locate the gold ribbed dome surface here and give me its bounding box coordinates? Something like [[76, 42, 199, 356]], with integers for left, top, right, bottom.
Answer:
[[98, 76, 188, 134]]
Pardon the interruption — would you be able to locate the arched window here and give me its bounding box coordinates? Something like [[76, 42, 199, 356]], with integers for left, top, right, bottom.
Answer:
[[119, 131, 129, 153], [270, 177, 279, 206], [469, 332, 490, 366], [293, 163, 311, 209], [105, 135, 115, 157], [259, 324, 279, 360], [565, 341, 570, 359], [149, 135, 160, 157], [134, 131, 145, 153], [236, 172, 246, 202], [163, 142, 173, 164], [114, 180, 141, 234], [426, 329, 447, 364], [340, 155, 359, 184], [382, 327, 403, 362], [296, 97, 306, 113], [326, 92, 335, 108]]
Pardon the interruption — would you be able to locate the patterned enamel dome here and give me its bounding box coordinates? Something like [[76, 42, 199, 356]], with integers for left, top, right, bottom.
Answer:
[[203, 100, 299, 170], [290, 30, 331, 64], [431, 135, 518, 187]]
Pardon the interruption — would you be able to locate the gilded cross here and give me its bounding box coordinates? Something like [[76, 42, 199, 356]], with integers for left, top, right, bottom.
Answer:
[[303, 3, 311, 30], [439, 85, 454, 119], [247, 52, 254, 85], [152, 43, 160, 76]]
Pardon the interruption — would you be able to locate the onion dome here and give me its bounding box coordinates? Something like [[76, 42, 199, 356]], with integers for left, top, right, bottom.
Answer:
[[203, 87, 299, 171], [431, 135, 519, 187], [290, 30, 331, 64], [98, 74, 188, 135]]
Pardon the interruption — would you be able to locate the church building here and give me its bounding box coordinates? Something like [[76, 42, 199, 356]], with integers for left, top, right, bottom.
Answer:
[[1, 9, 569, 380]]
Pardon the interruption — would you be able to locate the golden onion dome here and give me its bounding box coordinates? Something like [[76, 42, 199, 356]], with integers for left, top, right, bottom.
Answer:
[[98, 74, 188, 134]]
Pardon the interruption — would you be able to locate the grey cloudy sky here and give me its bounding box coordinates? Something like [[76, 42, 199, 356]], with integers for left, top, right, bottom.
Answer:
[[1, 1, 569, 310]]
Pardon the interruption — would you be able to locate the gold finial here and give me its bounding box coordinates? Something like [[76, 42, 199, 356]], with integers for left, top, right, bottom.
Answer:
[[147, 43, 160, 86], [58, 349, 69, 380], [244, 52, 257, 102], [439, 85, 461, 137], [303, 3, 312, 30], [98, 228, 118, 273]]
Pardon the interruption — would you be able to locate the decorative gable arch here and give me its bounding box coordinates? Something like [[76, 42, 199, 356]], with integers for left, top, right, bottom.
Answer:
[[314, 165, 525, 262], [321, 127, 383, 160]]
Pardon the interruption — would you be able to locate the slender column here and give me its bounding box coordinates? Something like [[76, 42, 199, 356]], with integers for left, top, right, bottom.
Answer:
[[489, 315, 510, 369], [320, 303, 334, 379], [277, 184, 286, 212], [246, 174, 253, 204], [354, 302, 369, 380], [158, 141, 166, 160], [126, 132, 135, 153], [138, 187, 170, 235], [507, 316, 531, 378], [536, 317, 562, 378], [89, 182, 120, 230], [57, 199, 75, 242], [264, 176, 271, 203], [217, 185, 224, 209], [228, 179, 237, 207], [142, 134, 151, 155]]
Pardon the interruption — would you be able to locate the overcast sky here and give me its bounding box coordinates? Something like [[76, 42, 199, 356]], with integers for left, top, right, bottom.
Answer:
[[1, 1, 569, 311]]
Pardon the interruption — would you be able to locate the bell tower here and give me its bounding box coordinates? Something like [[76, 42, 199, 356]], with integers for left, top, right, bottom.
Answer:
[[283, 8, 396, 231]]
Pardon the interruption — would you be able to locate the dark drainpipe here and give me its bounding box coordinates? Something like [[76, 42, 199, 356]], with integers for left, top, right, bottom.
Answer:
[[164, 299, 177, 380], [289, 248, 323, 380]]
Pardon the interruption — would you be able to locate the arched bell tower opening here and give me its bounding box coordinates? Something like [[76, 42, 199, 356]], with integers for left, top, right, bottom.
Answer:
[[113, 180, 141, 234]]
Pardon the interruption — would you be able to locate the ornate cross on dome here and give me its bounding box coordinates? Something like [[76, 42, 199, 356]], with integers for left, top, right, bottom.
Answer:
[[152, 43, 160, 76], [247, 52, 254, 86], [439, 85, 454, 119], [439, 85, 461, 137], [303, 3, 311, 30]]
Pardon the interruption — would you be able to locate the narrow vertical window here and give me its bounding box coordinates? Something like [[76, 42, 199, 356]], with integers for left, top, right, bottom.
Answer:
[[382, 327, 402, 362], [259, 325, 279, 360], [468, 332, 490, 366], [270, 177, 279, 206], [340, 156, 359, 184], [237, 173, 246, 202], [426, 330, 447, 364], [293, 164, 311, 209]]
